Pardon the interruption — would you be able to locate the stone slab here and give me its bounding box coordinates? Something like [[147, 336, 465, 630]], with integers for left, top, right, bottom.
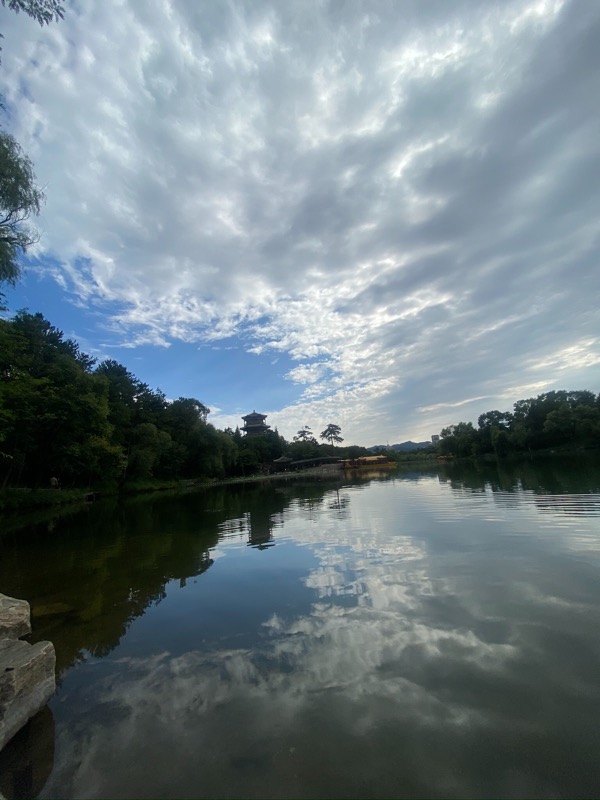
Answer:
[[0, 635, 56, 752], [0, 596, 31, 640]]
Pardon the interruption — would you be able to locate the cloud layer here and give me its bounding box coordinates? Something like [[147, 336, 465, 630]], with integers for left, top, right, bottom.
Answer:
[[2, 0, 599, 442]]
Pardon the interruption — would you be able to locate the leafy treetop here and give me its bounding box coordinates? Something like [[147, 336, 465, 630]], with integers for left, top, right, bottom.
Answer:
[[294, 426, 315, 443], [1, 0, 64, 26], [320, 423, 343, 445]]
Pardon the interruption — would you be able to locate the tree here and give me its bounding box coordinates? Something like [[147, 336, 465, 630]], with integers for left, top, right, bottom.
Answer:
[[127, 423, 172, 480], [439, 422, 477, 458], [95, 360, 141, 434], [165, 398, 210, 436], [477, 410, 514, 455], [294, 426, 314, 443], [1, 0, 64, 26], [477, 410, 513, 430], [0, 311, 123, 487], [10, 310, 95, 368], [0, 131, 44, 284], [320, 423, 343, 445]]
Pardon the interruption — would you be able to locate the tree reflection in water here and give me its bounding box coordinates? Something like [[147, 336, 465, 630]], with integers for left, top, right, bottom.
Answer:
[[0, 461, 599, 798]]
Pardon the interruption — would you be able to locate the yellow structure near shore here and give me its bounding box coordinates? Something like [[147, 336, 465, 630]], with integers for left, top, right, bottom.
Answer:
[[342, 455, 396, 469]]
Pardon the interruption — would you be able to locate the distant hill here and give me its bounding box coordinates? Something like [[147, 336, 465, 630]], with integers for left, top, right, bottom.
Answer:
[[368, 441, 432, 453]]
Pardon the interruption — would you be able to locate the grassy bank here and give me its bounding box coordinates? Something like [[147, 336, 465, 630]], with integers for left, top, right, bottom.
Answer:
[[0, 467, 350, 514], [0, 487, 96, 513]]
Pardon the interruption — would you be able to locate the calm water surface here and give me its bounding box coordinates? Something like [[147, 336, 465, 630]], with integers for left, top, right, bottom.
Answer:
[[1, 459, 600, 799]]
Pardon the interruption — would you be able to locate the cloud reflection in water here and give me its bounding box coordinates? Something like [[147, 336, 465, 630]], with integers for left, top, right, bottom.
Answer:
[[39, 475, 600, 798]]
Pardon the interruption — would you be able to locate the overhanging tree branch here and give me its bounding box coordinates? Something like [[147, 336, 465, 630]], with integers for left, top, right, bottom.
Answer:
[[0, 131, 44, 284], [1, 0, 64, 26]]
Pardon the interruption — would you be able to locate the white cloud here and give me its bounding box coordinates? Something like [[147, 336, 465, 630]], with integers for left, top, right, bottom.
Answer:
[[1, 0, 599, 443]]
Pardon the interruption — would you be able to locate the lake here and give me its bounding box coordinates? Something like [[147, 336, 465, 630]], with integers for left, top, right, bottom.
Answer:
[[1, 458, 600, 799]]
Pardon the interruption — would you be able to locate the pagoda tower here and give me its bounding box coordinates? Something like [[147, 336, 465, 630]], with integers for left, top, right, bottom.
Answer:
[[241, 411, 271, 436]]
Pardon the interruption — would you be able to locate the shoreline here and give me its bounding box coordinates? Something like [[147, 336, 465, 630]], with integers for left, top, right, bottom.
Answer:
[[2, 446, 598, 517], [0, 466, 357, 517]]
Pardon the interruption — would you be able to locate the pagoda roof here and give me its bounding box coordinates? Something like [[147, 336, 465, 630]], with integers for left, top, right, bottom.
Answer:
[[242, 410, 268, 421]]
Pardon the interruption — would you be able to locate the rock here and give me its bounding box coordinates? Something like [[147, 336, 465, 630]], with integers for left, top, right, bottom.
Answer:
[[0, 639, 56, 752], [0, 596, 31, 640], [0, 595, 56, 753]]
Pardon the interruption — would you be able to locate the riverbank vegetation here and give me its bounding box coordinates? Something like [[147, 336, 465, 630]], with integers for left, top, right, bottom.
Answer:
[[439, 391, 600, 458], [0, 310, 373, 504], [1, 310, 598, 509]]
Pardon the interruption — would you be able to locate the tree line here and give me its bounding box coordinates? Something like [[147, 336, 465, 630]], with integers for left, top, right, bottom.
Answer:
[[0, 310, 365, 489], [438, 390, 600, 459], [2, 309, 598, 490]]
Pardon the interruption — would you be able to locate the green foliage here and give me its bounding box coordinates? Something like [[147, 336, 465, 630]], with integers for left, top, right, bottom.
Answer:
[[0, 132, 44, 284], [0, 487, 90, 512], [0, 312, 124, 488], [0, 310, 241, 491], [320, 423, 343, 445], [7, 307, 596, 497], [127, 423, 171, 480], [439, 390, 600, 459], [236, 430, 285, 476], [287, 438, 321, 460], [440, 422, 478, 458], [1, 0, 64, 26], [294, 425, 315, 443]]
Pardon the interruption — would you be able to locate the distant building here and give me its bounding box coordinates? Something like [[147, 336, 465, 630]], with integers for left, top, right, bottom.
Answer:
[[241, 411, 271, 436], [431, 434, 440, 445]]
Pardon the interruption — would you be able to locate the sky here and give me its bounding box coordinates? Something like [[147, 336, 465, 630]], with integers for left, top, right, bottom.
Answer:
[[1, 0, 599, 447]]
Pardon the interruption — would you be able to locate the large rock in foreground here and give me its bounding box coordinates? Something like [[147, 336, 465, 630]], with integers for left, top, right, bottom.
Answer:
[[0, 594, 56, 752], [0, 596, 31, 640]]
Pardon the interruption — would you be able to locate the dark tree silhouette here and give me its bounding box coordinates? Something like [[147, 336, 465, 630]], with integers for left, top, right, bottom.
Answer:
[[320, 424, 343, 445]]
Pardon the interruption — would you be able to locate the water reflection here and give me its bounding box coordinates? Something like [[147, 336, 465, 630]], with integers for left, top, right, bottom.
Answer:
[[1, 497, 218, 676], [437, 458, 600, 525], [1, 460, 599, 798], [0, 707, 54, 800], [0, 483, 340, 677], [439, 455, 600, 497]]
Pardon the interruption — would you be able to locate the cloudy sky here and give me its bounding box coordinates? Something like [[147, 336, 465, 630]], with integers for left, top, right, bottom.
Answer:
[[1, 0, 598, 445]]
